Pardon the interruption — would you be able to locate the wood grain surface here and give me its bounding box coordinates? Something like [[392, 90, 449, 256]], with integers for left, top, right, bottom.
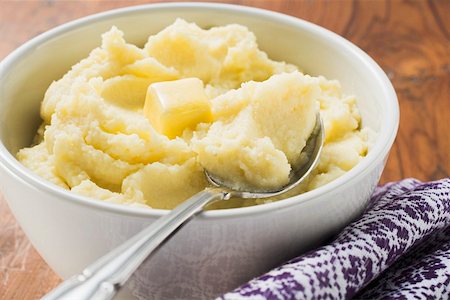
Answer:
[[0, 0, 449, 299]]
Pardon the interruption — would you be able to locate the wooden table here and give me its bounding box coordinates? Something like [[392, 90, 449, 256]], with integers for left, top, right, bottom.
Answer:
[[0, 0, 448, 299]]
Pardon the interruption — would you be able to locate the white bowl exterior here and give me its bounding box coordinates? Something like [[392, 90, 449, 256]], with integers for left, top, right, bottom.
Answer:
[[0, 3, 398, 299], [0, 159, 385, 298]]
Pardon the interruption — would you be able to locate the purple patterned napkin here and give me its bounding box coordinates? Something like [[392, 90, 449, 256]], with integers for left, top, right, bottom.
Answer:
[[220, 178, 450, 299]]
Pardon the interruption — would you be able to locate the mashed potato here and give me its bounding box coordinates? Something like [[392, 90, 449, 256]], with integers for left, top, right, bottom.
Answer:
[[17, 19, 372, 209]]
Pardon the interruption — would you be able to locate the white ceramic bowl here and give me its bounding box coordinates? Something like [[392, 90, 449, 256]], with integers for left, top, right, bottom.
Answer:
[[0, 3, 398, 299]]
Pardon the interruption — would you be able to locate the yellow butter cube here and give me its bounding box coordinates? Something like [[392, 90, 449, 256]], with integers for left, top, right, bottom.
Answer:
[[144, 78, 213, 138]]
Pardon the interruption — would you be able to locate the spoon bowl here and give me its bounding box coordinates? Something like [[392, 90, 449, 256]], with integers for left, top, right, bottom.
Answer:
[[206, 112, 324, 199]]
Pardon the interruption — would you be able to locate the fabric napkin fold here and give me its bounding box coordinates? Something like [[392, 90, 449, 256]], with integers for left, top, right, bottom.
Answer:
[[220, 178, 450, 299]]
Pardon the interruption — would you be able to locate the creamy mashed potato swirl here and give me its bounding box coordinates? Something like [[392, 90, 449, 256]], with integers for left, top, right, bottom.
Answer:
[[18, 19, 372, 209]]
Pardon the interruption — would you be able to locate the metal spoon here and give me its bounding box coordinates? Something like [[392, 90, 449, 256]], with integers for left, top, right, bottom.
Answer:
[[43, 113, 324, 300]]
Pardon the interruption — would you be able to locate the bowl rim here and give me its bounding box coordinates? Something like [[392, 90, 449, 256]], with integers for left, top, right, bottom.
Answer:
[[0, 2, 399, 219]]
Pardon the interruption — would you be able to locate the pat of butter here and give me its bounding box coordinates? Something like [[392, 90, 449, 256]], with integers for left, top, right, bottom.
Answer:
[[144, 78, 213, 138]]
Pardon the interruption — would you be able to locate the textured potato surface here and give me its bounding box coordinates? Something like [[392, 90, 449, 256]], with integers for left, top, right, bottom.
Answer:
[[18, 19, 372, 209]]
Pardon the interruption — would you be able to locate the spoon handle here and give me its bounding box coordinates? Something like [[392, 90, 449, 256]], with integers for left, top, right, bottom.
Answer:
[[42, 188, 227, 300]]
